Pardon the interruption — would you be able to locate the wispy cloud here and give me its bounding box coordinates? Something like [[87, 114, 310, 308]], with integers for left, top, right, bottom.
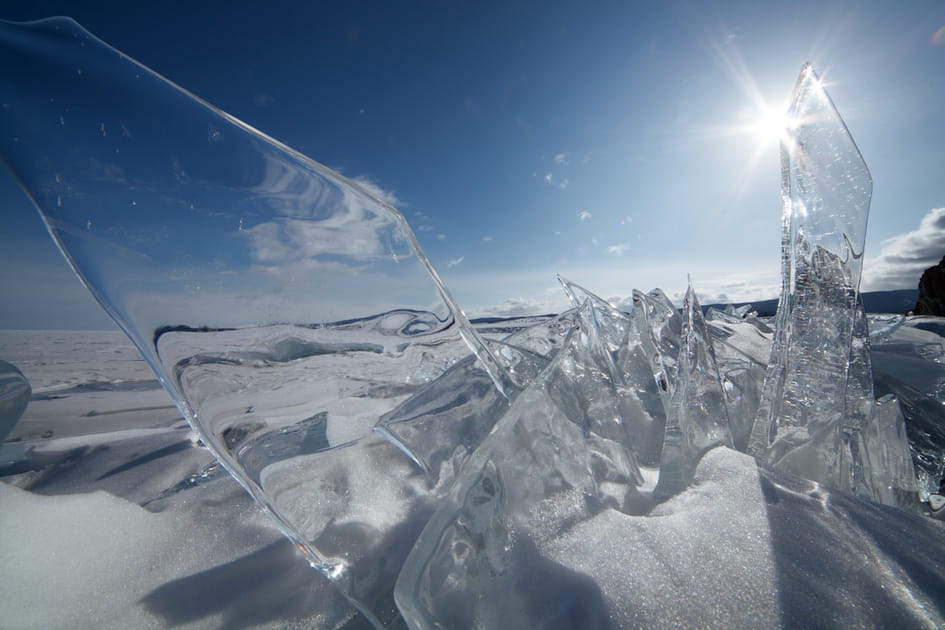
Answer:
[[481, 236, 493, 243], [553, 152, 570, 165], [606, 243, 629, 256], [543, 173, 570, 189], [254, 93, 275, 108], [475, 295, 567, 317], [862, 208, 945, 291], [437, 233, 446, 240], [240, 169, 412, 266], [351, 175, 404, 207], [445, 256, 464, 268], [577, 211, 592, 221]]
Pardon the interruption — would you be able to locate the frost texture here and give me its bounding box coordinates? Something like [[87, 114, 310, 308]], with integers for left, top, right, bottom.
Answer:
[[2, 25, 939, 629]]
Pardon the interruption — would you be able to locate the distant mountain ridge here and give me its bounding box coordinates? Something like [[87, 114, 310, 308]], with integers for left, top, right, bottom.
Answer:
[[703, 289, 919, 316]]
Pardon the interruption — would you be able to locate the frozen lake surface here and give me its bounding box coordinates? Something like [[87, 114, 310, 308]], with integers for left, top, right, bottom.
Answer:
[[2, 321, 945, 629]]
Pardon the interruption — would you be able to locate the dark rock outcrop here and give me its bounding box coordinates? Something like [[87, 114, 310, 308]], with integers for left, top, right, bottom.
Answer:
[[913, 256, 945, 316]]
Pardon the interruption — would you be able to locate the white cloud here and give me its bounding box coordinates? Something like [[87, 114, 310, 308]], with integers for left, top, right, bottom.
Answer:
[[474, 295, 566, 317], [577, 211, 592, 222], [606, 243, 629, 256], [543, 173, 570, 189], [445, 256, 464, 268], [668, 270, 780, 306], [553, 152, 570, 165], [240, 165, 413, 265], [350, 175, 404, 208], [437, 234, 446, 240], [481, 236, 493, 243], [862, 208, 945, 291]]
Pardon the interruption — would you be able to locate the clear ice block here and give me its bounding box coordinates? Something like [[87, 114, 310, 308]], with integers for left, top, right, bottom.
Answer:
[[748, 64, 872, 491], [0, 17, 510, 627]]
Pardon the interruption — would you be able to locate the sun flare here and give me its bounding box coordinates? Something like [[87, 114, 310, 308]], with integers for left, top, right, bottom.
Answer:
[[750, 106, 796, 145]]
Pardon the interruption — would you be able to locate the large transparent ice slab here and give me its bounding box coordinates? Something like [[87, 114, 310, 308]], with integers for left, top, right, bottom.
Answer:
[[0, 17, 511, 627], [747, 64, 916, 502]]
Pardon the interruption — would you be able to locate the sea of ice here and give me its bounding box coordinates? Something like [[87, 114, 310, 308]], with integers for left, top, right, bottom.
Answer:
[[2, 18, 945, 630], [2, 312, 945, 629]]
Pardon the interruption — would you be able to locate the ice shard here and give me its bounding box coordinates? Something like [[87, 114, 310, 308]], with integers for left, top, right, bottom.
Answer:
[[873, 371, 945, 507], [748, 64, 875, 491], [0, 17, 511, 627], [558, 277, 668, 470], [0, 360, 30, 443], [631, 288, 681, 412], [859, 394, 919, 508], [653, 285, 733, 499], [703, 313, 770, 451], [374, 310, 580, 491], [557, 276, 631, 386], [374, 339, 547, 490]]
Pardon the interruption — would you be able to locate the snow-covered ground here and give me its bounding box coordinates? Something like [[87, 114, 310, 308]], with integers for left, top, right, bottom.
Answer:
[[0, 330, 362, 629], [2, 322, 945, 629]]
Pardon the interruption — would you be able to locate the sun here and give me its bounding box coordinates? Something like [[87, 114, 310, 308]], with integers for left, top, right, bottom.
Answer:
[[749, 106, 797, 146]]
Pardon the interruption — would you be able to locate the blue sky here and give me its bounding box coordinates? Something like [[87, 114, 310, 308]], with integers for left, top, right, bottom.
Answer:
[[1, 1, 944, 328]]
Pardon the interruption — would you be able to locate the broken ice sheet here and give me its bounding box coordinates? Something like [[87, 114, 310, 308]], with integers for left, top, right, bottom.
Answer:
[[748, 64, 877, 491], [0, 17, 513, 627], [4, 21, 942, 628], [395, 302, 645, 629]]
